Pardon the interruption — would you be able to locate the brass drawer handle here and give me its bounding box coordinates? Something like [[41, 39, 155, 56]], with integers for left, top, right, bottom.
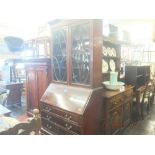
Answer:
[[47, 124, 52, 129], [45, 107, 49, 110], [65, 124, 72, 130], [64, 114, 72, 120], [67, 126, 72, 130], [46, 114, 51, 118], [65, 114, 68, 117], [67, 116, 72, 120]]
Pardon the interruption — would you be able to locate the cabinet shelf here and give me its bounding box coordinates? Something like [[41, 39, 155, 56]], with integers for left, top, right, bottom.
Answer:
[[102, 40, 121, 82], [102, 56, 121, 61], [103, 56, 120, 59]]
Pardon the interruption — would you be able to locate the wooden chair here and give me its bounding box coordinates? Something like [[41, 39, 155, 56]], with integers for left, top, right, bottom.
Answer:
[[149, 79, 155, 105], [132, 82, 152, 120], [141, 83, 152, 119], [0, 109, 41, 135]]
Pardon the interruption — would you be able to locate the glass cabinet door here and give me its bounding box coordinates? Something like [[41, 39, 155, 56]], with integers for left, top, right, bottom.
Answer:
[[52, 28, 67, 82], [71, 23, 91, 85]]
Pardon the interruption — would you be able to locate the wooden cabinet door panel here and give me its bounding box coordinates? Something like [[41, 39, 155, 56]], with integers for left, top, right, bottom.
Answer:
[[26, 70, 38, 112], [106, 106, 122, 134], [37, 69, 48, 102], [123, 101, 131, 127]]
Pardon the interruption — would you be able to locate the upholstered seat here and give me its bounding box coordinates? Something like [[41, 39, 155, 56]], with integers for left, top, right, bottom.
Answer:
[[0, 116, 19, 132], [0, 109, 41, 135], [0, 90, 9, 106]]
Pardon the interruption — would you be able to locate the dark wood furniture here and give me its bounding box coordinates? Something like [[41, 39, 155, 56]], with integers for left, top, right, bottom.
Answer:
[[125, 66, 150, 89], [41, 83, 102, 135], [4, 59, 25, 83], [0, 104, 11, 116], [133, 82, 154, 120], [133, 85, 146, 120], [41, 19, 103, 135], [150, 79, 155, 105], [125, 65, 151, 120], [102, 86, 133, 134], [25, 58, 51, 116], [5, 83, 23, 106], [0, 109, 41, 135]]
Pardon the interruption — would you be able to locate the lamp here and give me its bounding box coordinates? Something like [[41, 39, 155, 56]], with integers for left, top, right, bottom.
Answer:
[[4, 36, 24, 52]]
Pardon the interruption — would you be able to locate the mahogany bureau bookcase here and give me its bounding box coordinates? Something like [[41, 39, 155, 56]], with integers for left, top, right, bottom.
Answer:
[[40, 19, 103, 135]]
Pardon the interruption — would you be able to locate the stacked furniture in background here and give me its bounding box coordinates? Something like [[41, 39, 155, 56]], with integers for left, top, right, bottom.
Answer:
[[125, 66, 151, 120]]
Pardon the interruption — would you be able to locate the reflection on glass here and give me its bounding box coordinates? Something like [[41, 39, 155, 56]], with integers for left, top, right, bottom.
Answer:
[[71, 23, 91, 85], [52, 28, 67, 82], [38, 43, 45, 56]]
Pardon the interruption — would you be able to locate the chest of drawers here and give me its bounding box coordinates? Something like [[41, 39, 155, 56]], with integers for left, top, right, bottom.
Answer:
[[40, 83, 103, 135], [41, 103, 82, 134], [102, 86, 133, 134]]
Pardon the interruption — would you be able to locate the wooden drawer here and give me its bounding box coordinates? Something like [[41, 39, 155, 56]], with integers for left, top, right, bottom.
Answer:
[[123, 88, 133, 101], [41, 103, 82, 125], [105, 94, 123, 110], [41, 111, 82, 134], [42, 118, 78, 135]]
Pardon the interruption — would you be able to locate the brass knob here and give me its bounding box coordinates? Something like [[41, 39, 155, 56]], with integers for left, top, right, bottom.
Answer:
[[67, 126, 72, 130], [68, 116, 72, 120], [33, 109, 39, 114]]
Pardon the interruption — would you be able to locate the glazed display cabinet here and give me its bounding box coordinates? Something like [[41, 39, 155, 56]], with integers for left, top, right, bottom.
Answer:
[[41, 19, 103, 135]]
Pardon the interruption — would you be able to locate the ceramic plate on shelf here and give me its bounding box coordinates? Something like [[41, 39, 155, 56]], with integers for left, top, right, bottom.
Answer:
[[102, 46, 107, 56], [109, 59, 116, 71], [102, 59, 109, 73], [107, 47, 113, 57], [106, 47, 110, 56], [112, 48, 116, 57]]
